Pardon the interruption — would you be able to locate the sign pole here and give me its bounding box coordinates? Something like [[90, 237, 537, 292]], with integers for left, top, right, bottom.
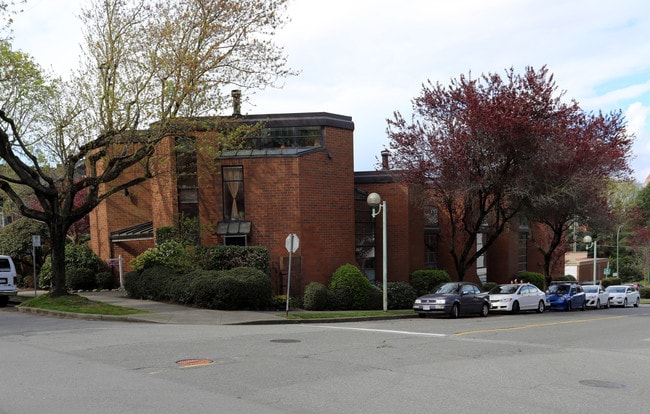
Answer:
[[284, 233, 299, 317]]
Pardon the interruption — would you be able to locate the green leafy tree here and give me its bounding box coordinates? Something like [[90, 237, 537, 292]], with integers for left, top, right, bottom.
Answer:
[[0, 0, 294, 297]]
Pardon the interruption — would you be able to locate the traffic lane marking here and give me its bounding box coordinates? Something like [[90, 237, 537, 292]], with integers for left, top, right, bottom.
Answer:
[[452, 314, 630, 336]]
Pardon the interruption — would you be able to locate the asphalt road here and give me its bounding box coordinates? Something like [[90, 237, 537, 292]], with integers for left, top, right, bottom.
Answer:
[[2, 305, 649, 413]]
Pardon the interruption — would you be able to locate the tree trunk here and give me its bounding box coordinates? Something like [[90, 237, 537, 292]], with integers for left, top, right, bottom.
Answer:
[[48, 222, 69, 297]]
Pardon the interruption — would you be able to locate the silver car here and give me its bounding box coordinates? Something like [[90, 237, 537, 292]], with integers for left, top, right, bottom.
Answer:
[[606, 285, 640, 308], [583, 285, 610, 309]]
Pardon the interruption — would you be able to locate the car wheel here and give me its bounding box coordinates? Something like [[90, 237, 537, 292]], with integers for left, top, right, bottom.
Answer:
[[567, 301, 572, 311], [634, 298, 640, 308], [596, 299, 600, 309], [449, 303, 460, 319], [624, 298, 628, 308], [605, 300, 610, 309], [536, 300, 545, 313], [0, 296, 8, 307], [580, 301, 586, 311], [418, 313, 426, 318], [479, 303, 489, 317], [511, 301, 520, 314]]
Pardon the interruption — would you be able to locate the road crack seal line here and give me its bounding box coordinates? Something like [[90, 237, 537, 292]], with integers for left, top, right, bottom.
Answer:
[[452, 315, 629, 336], [312, 325, 446, 337]]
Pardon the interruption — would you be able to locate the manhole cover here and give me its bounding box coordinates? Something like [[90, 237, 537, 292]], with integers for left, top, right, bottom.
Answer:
[[176, 359, 214, 368], [270, 339, 301, 343], [579, 380, 626, 389]]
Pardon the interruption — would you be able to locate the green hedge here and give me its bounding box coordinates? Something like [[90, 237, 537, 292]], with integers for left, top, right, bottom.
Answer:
[[410, 270, 451, 296], [124, 266, 272, 310], [195, 245, 270, 274], [386, 282, 417, 309], [303, 282, 329, 311], [639, 287, 650, 299]]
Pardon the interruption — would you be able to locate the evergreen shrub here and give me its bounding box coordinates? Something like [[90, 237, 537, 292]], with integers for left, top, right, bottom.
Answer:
[[303, 282, 329, 311], [410, 269, 451, 296], [516, 272, 546, 290], [386, 282, 417, 309], [329, 264, 381, 310]]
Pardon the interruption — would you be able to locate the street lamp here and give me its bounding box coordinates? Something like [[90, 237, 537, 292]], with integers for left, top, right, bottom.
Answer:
[[583, 235, 597, 285], [367, 192, 387, 311], [616, 224, 623, 278]]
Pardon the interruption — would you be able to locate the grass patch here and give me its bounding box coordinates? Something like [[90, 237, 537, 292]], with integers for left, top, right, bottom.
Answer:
[[284, 310, 414, 320], [19, 294, 147, 315]]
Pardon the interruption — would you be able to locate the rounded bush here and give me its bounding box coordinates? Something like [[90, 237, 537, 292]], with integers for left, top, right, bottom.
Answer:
[[386, 282, 417, 309], [96, 271, 117, 290], [66, 267, 96, 291], [303, 282, 329, 311], [137, 266, 181, 301], [515, 272, 546, 290], [124, 271, 144, 298], [601, 278, 621, 289], [410, 270, 451, 296], [329, 264, 379, 310], [227, 267, 272, 309], [130, 241, 194, 272], [639, 287, 650, 299]]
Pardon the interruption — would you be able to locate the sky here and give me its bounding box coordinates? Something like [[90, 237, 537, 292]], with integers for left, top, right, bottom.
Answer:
[[9, 0, 650, 183]]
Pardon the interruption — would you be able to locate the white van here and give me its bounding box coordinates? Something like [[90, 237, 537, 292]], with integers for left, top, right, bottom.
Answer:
[[0, 255, 17, 307]]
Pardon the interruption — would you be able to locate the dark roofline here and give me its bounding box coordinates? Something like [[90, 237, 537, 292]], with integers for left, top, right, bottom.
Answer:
[[172, 112, 354, 132], [354, 170, 396, 184], [110, 221, 154, 242]]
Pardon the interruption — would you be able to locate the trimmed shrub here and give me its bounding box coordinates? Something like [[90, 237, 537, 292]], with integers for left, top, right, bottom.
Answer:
[[196, 245, 270, 274], [482, 282, 498, 292], [136, 266, 181, 301], [96, 271, 117, 290], [124, 271, 145, 298], [555, 275, 577, 282], [303, 282, 329, 311], [516, 272, 546, 290], [639, 287, 650, 299], [188, 270, 227, 309], [601, 278, 621, 289], [66, 267, 96, 291], [228, 267, 273, 309], [329, 264, 381, 310], [410, 270, 451, 296], [130, 241, 195, 272], [386, 282, 417, 309]]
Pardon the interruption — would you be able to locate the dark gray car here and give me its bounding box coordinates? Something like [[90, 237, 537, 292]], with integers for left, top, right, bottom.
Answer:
[[413, 282, 490, 318]]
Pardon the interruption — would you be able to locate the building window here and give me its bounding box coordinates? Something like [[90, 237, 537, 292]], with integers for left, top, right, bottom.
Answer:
[[424, 232, 439, 269], [476, 233, 487, 283], [355, 197, 376, 282], [222, 165, 245, 220], [518, 231, 528, 272], [176, 136, 198, 217], [246, 126, 323, 149]]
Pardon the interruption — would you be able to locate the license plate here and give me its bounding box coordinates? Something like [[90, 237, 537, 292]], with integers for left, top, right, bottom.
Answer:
[[423, 305, 430, 311], [0, 278, 6, 284]]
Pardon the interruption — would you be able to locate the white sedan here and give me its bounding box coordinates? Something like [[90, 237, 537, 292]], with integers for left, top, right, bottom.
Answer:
[[583, 285, 610, 309], [488, 283, 547, 313], [606, 285, 640, 308]]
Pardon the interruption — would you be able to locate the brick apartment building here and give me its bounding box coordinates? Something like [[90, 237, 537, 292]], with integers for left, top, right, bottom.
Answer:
[[89, 104, 554, 295]]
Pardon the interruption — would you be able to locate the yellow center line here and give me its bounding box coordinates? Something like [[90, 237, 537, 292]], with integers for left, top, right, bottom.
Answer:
[[453, 315, 630, 336]]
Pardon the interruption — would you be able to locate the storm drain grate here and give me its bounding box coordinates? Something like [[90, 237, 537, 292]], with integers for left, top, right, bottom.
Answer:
[[579, 380, 626, 389], [270, 339, 301, 343]]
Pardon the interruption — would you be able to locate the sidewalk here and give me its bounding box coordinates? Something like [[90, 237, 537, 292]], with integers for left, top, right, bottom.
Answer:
[[16, 290, 414, 325], [16, 290, 289, 325]]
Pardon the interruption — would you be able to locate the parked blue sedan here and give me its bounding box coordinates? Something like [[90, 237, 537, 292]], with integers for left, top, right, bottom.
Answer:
[[546, 282, 586, 311]]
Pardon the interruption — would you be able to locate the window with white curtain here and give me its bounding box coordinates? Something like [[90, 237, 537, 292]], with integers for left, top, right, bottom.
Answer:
[[222, 166, 245, 220]]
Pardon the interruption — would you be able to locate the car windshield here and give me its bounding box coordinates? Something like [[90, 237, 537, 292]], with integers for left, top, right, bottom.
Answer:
[[583, 286, 598, 293], [547, 284, 569, 294], [489, 285, 518, 294], [434, 283, 461, 294], [607, 286, 625, 293]]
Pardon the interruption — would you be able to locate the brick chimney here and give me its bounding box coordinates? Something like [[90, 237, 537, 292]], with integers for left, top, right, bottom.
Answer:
[[381, 149, 391, 170], [231, 89, 241, 116]]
